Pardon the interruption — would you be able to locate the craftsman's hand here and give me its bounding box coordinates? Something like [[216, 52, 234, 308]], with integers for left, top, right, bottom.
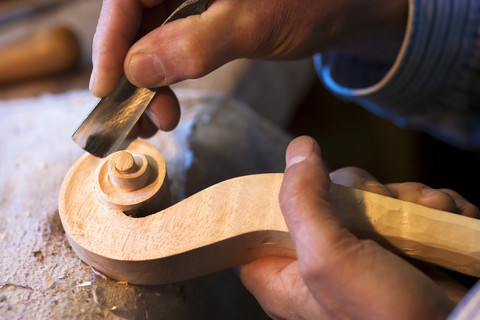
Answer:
[[239, 136, 474, 319], [90, 0, 408, 134], [330, 167, 480, 219]]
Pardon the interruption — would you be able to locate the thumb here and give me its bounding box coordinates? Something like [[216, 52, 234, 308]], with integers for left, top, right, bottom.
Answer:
[[279, 136, 362, 302], [280, 136, 353, 259], [279, 136, 369, 313], [124, 2, 248, 87]]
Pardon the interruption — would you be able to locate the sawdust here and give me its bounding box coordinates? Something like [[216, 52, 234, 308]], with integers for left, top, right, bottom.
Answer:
[[0, 88, 289, 319]]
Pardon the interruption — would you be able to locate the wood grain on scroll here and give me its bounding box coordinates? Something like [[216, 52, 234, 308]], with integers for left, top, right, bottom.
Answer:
[[58, 140, 480, 285]]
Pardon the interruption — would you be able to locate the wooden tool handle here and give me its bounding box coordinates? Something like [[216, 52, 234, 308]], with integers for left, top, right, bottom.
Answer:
[[58, 140, 480, 284], [0, 26, 80, 83]]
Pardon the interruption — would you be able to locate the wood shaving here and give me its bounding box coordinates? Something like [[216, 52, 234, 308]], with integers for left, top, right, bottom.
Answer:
[[77, 281, 92, 287], [40, 263, 53, 274], [45, 278, 58, 290], [0, 283, 33, 291], [91, 267, 106, 279]]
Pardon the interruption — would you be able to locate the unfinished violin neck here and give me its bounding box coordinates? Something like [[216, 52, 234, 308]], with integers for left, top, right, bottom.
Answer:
[[58, 140, 480, 285]]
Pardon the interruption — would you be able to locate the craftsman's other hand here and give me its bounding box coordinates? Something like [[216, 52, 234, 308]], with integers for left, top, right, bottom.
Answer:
[[90, 0, 408, 132], [240, 136, 455, 319], [330, 167, 480, 218]]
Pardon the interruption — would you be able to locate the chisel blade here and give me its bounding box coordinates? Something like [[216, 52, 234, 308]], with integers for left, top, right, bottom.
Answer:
[[72, 77, 157, 158]]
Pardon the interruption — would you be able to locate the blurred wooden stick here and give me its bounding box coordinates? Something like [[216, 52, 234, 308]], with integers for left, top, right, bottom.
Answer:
[[0, 25, 80, 84]]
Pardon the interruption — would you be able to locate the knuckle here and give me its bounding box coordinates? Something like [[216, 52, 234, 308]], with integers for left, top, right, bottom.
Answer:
[[438, 188, 455, 195], [433, 189, 456, 203], [174, 35, 210, 78], [404, 182, 428, 190]]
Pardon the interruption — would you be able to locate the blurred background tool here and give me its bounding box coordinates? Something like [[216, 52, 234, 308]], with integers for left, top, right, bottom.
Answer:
[[0, 25, 80, 84], [0, 0, 73, 27]]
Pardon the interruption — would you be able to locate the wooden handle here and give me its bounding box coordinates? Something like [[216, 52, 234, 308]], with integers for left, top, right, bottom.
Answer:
[[58, 140, 480, 284], [0, 26, 80, 83]]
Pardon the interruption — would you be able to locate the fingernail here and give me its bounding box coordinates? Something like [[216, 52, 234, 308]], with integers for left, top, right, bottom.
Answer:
[[129, 52, 166, 87], [144, 110, 160, 129], [89, 67, 95, 92], [286, 138, 315, 169], [287, 155, 307, 168]]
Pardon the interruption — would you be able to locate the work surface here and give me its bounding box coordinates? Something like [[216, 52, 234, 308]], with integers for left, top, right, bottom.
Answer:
[[0, 1, 316, 318], [0, 89, 295, 319]]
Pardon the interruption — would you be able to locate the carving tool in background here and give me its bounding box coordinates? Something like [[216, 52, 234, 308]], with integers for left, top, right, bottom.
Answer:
[[0, 25, 80, 84]]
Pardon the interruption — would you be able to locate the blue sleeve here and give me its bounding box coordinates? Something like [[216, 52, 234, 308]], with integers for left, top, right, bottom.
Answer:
[[316, 0, 480, 150], [448, 280, 480, 319]]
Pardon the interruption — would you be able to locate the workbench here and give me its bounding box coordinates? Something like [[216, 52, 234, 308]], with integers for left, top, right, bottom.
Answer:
[[0, 0, 316, 318]]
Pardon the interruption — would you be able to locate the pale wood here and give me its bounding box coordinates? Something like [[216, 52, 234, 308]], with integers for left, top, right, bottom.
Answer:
[[0, 26, 80, 83], [330, 183, 480, 277], [105, 150, 151, 192], [94, 140, 170, 217], [59, 140, 480, 285]]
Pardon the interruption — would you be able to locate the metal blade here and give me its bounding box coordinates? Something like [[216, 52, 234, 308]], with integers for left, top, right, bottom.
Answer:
[[72, 0, 211, 158]]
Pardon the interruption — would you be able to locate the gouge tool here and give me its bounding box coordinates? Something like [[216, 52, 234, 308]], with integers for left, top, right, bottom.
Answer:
[[72, 0, 211, 158]]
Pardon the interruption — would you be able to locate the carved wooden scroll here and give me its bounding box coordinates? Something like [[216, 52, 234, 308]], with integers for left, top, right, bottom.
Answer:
[[58, 140, 480, 284]]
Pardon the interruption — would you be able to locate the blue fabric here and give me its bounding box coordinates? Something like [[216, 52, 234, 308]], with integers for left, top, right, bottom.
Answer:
[[448, 281, 480, 319], [316, 0, 480, 150], [315, 1, 480, 316]]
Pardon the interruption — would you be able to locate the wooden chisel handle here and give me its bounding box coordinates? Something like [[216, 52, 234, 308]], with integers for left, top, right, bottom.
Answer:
[[0, 26, 80, 83]]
